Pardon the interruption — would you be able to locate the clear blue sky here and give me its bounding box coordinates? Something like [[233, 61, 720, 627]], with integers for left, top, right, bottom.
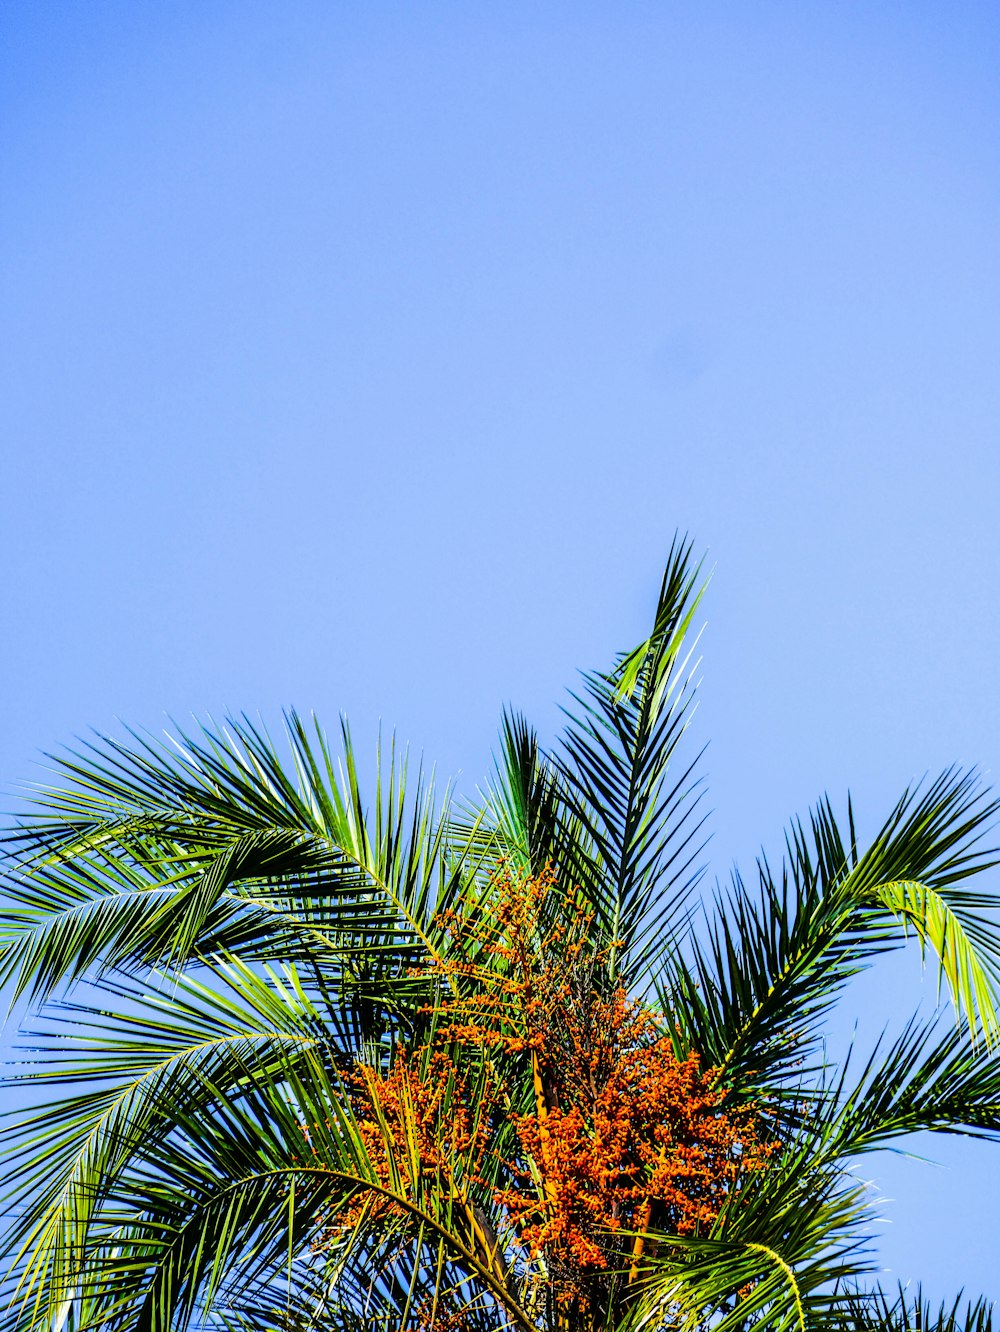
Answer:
[[3, 0, 1000, 1303]]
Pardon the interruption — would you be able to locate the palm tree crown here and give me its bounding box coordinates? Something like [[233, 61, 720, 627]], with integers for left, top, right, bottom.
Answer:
[[3, 537, 1000, 1332]]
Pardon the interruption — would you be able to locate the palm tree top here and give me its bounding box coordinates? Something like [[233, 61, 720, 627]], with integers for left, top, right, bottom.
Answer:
[[2, 536, 999, 1331]]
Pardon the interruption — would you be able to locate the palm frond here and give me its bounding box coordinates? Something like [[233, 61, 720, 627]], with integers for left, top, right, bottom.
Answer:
[[555, 535, 710, 981], [836, 1284, 996, 1332], [622, 1155, 870, 1332], [1, 715, 475, 1023], [666, 773, 1000, 1097], [814, 1016, 1000, 1158], [474, 710, 594, 882]]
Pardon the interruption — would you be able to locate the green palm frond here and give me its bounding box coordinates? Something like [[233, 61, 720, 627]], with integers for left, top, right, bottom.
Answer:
[[555, 535, 711, 981], [810, 1016, 1000, 1158], [665, 773, 999, 1099], [473, 710, 594, 883], [623, 1158, 870, 1332], [2, 971, 318, 1327], [871, 879, 1000, 1042], [836, 1285, 996, 1332], [1, 715, 475, 1019], [3, 981, 530, 1332]]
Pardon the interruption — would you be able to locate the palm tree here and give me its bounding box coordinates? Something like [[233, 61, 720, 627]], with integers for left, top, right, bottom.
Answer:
[[3, 537, 1000, 1332]]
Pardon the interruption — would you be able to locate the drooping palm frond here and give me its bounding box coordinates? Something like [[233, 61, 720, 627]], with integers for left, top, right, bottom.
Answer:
[[2, 961, 535, 1332], [1, 715, 479, 1024], [2, 968, 321, 1332], [664, 772, 1000, 1104]]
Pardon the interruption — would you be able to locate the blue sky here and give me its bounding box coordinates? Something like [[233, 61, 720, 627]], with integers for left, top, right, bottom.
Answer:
[[3, 0, 1000, 1302]]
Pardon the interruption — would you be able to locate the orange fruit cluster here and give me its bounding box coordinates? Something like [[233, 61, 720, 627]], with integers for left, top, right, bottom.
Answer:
[[330, 868, 774, 1320], [336, 1045, 497, 1233]]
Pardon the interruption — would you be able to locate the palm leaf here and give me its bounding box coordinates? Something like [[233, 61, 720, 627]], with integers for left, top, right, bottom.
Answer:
[[871, 879, 1000, 1042], [555, 534, 711, 981], [1, 715, 475, 1022], [666, 772, 1000, 1098]]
